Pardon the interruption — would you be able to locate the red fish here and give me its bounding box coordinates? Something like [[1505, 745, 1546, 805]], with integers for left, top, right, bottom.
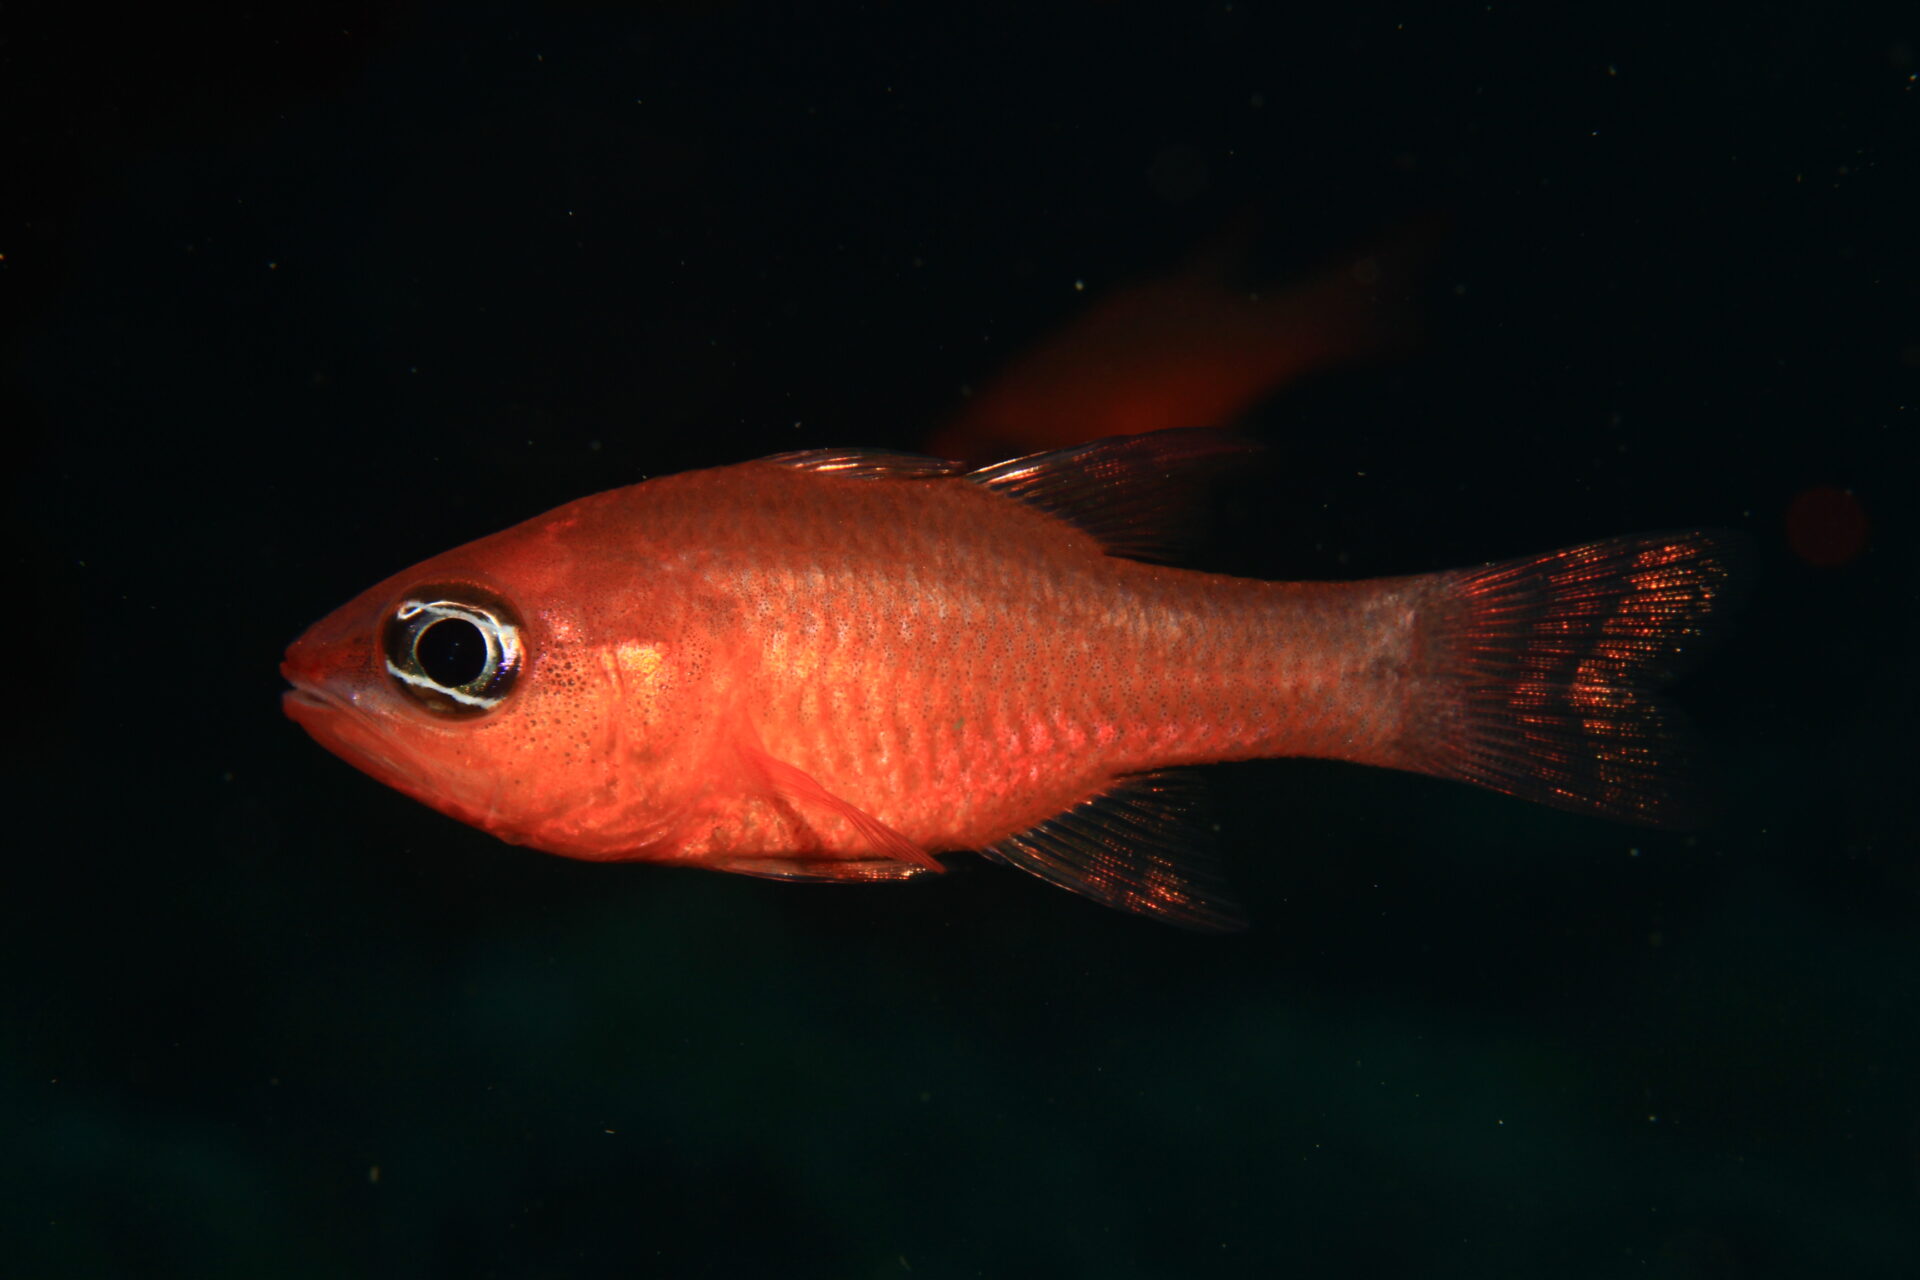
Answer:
[[926, 219, 1434, 464], [282, 430, 1740, 930]]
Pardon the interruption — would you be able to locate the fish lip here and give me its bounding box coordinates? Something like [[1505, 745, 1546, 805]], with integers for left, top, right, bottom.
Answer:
[[280, 670, 350, 720], [279, 670, 430, 798], [282, 686, 335, 713]]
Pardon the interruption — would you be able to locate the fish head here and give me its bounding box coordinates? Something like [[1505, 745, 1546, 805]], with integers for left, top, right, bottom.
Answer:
[[282, 496, 716, 859]]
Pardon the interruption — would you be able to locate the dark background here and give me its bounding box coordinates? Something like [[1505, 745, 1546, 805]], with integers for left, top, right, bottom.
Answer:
[[6, 3, 1915, 1276]]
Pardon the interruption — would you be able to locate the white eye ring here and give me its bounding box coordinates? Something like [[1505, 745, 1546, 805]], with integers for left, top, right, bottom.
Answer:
[[382, 588, 524, 715]]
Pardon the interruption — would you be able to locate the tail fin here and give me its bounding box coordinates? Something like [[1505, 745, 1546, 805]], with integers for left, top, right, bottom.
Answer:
[[1401, 533, 1746, 826]]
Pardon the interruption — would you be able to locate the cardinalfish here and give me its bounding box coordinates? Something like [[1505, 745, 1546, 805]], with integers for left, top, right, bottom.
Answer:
[[926, 218, 1434, 464], [283, 431, 1741, 929]]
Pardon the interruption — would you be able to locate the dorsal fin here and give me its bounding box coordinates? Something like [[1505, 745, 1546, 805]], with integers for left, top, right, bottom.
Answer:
[[763, 448, 967, 480], [982, 770, 1247, 932], [769, 428, 1260, 563], [967, 428, 1259, 561]]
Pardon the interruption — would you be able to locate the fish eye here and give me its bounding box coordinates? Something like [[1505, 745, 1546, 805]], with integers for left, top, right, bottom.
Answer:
[[381, 585, 523, 716]]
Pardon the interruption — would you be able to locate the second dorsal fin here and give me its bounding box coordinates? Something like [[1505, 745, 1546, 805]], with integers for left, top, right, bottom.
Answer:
[[964, 428, 1259, 562], [769, 428, 1259, 563], [762, 448, 968, 480]]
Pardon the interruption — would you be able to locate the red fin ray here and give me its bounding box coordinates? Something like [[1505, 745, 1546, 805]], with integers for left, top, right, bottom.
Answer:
[[983, 770, 1246, 932], [1401, 532, 1746, 825], [762, 428, 1261, 565], [964, 428, 1260, 563], [763, 449, 967, 480]]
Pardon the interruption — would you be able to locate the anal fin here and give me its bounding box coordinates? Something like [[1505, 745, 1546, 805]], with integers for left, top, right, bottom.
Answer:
[[984, 770, 1246, 932]]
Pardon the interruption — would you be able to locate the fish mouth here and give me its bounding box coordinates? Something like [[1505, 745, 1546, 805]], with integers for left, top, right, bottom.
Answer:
[[281, 685, 337, 715], [280, 669, 357, 730], [280, 669, 432, 800]]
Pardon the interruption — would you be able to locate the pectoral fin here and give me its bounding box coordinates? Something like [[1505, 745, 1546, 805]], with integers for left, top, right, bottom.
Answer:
[[741, 742, 944, 874]]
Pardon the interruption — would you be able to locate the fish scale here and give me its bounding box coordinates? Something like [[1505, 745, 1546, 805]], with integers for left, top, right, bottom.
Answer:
[[713, 472, 1407, 849]]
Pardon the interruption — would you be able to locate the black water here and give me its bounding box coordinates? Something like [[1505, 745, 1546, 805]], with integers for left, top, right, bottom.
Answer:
[[8, 4, 1915, 1276]]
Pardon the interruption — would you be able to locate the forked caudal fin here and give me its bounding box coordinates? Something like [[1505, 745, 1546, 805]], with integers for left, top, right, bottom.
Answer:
[[1398, 532, 1746, 825]]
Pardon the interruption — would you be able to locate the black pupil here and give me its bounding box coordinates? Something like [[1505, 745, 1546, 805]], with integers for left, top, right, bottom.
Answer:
[[415, 617, 488, 688]]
